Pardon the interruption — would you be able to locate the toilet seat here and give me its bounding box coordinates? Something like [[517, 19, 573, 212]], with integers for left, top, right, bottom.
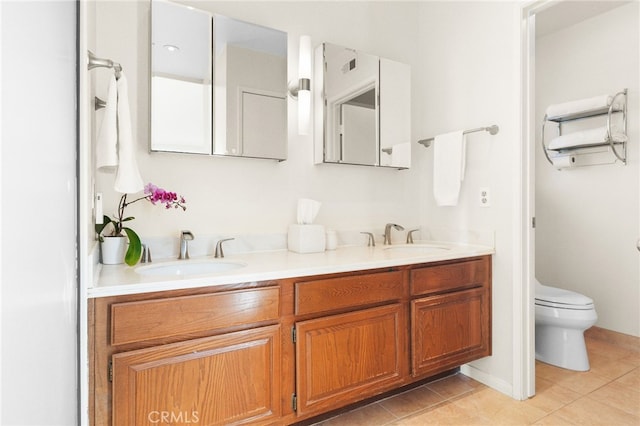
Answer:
[[535, 282, 594, 310]]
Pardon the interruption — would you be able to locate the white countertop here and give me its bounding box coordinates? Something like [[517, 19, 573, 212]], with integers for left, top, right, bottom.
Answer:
[[90, 241, 494, 298]]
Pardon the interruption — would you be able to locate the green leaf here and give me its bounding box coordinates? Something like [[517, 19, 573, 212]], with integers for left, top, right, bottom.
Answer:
[[123, 227, 142, 266], [95, 216, 113, 241]]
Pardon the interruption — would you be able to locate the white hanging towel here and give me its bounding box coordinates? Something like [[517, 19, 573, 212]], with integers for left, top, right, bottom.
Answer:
[[114, 72, 144, 194], [433, 130, 466, 206], [95, 75, 118, 171]]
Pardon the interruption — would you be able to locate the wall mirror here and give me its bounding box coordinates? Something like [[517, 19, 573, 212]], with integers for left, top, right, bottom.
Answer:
[[150, 0, 288, 160], [314, 42, 411, 169]]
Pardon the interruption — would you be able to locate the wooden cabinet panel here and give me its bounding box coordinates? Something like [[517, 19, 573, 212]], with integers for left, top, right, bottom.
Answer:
[[295, 271, 403, 316], [112, 325, 281, 426], [295, 304, 404, 415], [111, 287, 279, 346], [410, 258, 489, 296], [411, 287, 490, 377]]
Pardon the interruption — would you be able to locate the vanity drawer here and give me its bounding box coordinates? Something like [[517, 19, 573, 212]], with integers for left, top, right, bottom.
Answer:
[[110, 287, 280, 346], [410, 257, 489, 297], [295, 271, 403, 316]]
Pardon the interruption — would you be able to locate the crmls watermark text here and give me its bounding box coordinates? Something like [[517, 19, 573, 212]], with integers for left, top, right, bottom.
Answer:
[[147, 411, 200, 424]]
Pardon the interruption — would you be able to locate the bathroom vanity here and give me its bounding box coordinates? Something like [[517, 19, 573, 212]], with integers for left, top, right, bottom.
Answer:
[[88, 244, 492, 425]]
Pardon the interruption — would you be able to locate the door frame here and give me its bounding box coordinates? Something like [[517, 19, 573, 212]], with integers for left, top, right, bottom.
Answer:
[[518, 0, 557, 400]]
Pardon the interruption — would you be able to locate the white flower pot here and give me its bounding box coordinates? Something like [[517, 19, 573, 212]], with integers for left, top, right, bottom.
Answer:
[[101, 236, 127, 265]]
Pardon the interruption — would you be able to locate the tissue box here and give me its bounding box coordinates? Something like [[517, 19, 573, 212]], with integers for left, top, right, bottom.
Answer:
[[288, 224, 326, 254]]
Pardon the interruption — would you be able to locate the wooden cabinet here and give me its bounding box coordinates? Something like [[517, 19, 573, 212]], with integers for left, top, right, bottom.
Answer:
[[295, 304, 404, 415], [410, 257, 492, 378], [293, 271, 405, 416], [90, 285, 281, 426], [112, 325, 281, 426], [89, 256, 491, 425]]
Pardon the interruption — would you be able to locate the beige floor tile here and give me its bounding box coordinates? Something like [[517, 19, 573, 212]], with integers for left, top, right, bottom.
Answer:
[[393, 401, 491, 425], [586, 338, 639, 361], [318, 402, 396, 426], [535, 361, 577, 384], [527, 377, 581, 413], [452, 387, 548, 425], [553, 396, 640, 426], [621, 351, 640, 367], [614, 367, 640, 391], [587, 381, 640, 417], [532, 413, 576, 425], [546, 369, 609, 395], [425, 373, 484, 399], [588, 352, 638, 380], [379, 385, 445, 418]]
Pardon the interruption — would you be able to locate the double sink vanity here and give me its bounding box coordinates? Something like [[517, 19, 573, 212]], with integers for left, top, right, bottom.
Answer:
[[88, 241, 493, 425]]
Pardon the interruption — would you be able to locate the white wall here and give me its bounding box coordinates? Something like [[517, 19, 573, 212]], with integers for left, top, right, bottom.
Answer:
[[89, 0, 526, 402], [535, 2, 640, 337], [416, 1, 522, 395], [92, 1, 423, 251], [1, 1, 78, 424]]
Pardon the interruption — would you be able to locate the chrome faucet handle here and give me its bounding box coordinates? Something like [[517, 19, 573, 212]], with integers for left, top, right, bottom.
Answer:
[[214, 238, 234, 258], [179, 230, 194, 260], [406, 229, 420, 244], [360, 232, 376, 247]]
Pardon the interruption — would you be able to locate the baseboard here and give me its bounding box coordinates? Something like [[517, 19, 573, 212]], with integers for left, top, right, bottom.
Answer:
[[585, 326, 640, 353], [460, 364, 514, 399]]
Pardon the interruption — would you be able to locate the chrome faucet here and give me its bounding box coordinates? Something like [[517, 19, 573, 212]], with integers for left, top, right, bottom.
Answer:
[[360, 232, 376, 247], [383, 223, 405, 245], [406, 229, 420, 244], [178, 230, 194, 259], [214, 238, 234, 258]]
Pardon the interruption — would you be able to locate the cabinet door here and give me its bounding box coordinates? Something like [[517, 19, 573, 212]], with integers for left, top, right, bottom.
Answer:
[[295, 304, 404, 416], [112, 325, 280, 426], [411, 288, 490, 377]]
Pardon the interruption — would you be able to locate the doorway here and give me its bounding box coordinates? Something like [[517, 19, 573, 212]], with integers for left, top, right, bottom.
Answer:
[[522, 0, 639, 399]]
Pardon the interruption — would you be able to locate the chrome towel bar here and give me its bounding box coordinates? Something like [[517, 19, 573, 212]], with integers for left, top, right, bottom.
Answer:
[[87, 50, 122, 78], [418, 125, 499, 148]]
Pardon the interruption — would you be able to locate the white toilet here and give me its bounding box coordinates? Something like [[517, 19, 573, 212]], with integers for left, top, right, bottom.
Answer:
[[535, 280, 597, 371]]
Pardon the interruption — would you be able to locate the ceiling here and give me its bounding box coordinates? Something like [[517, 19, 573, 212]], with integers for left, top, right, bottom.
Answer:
[[535, 0, 632, 38]]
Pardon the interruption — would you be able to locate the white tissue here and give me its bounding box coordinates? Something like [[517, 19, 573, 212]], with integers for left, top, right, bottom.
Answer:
[[296, 198, 321, 224]]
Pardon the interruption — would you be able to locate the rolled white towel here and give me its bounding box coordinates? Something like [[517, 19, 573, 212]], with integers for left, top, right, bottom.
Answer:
[[546, 94, 623, 119], [548, 125, 627, 151]]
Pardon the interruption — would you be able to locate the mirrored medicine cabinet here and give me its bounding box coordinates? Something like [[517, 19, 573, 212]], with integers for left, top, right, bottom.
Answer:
[[314, 42, 411, 169], [150, 0, 288, 160]]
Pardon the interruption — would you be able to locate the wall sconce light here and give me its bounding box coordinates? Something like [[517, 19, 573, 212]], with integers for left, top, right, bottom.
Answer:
[[289, 35, 312, 135]]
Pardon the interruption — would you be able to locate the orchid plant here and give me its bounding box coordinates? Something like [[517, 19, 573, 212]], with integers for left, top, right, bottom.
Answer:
[[96, 183, 186, 266]]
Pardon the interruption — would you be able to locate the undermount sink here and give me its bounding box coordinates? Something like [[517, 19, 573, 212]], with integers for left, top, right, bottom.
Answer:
[[383, 244, 450, 255], [135, 260, 246, 277]]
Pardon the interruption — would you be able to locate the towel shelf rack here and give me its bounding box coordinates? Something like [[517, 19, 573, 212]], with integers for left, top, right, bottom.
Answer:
[[541, 89, 627, 167], [418, 125, 499, 148]]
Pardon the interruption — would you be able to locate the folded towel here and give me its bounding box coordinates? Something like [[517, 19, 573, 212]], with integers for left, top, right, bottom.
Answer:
[[548, 125, 627, 150], [96, 75, 118, 171], [545, 94, 623, 119], [433, 130, 465, 206], [114, 72, 144, 194]]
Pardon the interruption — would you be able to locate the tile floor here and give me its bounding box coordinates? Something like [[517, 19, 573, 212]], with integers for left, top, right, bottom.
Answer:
[[313, 328, 640, 425]]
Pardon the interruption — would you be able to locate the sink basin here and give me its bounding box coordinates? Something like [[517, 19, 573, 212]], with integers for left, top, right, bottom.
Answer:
[[383, 244, 450, 255], [135, 260, 246, 277]]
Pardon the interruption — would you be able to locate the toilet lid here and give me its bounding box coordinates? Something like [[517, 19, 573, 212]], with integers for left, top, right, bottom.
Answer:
[[535, 284, 594, 307]]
